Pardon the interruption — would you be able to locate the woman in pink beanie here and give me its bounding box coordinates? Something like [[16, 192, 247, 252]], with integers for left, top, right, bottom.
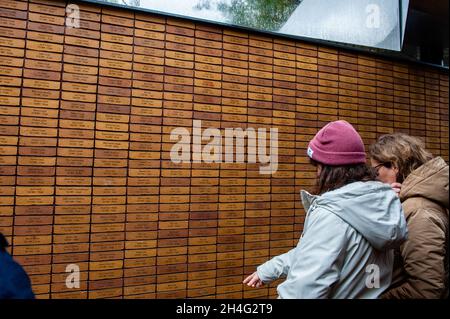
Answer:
[[244, 120, 408, 298]]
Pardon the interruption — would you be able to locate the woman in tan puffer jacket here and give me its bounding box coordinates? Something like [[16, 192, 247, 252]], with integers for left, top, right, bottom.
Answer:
[[369, 133, 449, 299]]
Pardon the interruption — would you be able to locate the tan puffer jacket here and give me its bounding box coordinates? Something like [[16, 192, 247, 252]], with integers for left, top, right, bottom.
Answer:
[[381, 157, 449, 299]]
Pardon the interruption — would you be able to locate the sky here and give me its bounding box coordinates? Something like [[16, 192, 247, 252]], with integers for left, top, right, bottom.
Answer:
[[139, 0, 229, 23]]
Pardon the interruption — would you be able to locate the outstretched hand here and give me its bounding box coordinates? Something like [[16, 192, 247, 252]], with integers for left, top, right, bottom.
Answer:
[[243, 271, 264, 288]]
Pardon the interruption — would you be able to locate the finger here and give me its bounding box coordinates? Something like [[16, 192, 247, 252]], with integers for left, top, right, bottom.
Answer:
[[243, 273, 256, 284], [247, 275, 259, 287], [249, 274, 261, 287], [242, 275, 252, 284]]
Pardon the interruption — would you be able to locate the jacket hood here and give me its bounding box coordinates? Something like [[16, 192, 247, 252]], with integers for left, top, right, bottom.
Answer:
[[301, 181, 408, 251], [400, 157, 449, 210]]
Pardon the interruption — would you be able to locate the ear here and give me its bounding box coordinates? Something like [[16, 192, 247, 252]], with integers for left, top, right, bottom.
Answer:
[[391, 162, 401, 182], [391, 162, 399, 175]]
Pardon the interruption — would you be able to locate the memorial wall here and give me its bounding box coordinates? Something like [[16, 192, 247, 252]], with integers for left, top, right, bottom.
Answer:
[[0, 0, 448, 299]]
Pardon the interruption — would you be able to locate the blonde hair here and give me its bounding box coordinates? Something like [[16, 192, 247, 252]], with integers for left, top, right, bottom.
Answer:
[[369, 133, 433, 183]]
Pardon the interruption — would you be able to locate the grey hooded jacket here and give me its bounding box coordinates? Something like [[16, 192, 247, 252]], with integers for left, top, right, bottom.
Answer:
[[256, 181, 408, 299]]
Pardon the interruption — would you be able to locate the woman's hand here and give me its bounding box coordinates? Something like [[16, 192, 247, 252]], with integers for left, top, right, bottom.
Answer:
[[243, 271, 264, 288], [391, 182, 402, 196]]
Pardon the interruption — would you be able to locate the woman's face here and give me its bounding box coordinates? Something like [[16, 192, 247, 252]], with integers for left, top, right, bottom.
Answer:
[[370, 159, 398, 184]]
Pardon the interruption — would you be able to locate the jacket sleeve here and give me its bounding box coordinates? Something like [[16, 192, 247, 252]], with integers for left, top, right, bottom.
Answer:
[[0, 252, 35, 299], [259, 208, 348, 298], [256, 247, 296, 283], [381, 208, 447, 299]]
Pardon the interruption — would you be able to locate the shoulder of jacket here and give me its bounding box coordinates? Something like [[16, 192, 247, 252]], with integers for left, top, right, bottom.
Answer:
[[403, 198, 448, 226], [403, 196, 446, 213], [306, 205, 350, 230]]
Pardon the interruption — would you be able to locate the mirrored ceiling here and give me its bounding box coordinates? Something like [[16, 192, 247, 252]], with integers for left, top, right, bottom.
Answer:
[[87, 0, 408, 52]]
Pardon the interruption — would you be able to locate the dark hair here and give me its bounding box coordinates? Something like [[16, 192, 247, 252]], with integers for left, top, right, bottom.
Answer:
[[310, 159, 377, 195], [0, 233, 8, 251]]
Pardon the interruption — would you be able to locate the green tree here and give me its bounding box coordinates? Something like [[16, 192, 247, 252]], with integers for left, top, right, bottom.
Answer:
[[196, 0, 302, 31]]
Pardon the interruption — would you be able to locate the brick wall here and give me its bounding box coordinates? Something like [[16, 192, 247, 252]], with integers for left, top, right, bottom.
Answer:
[[0, 0, 448, 299]]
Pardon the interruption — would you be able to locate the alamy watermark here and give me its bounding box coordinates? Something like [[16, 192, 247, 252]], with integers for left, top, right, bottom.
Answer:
[[65, 264, 80, 289], [66, 4, 80, 28], [366, 4, 381, 29], [365, 263, 380, 289], [170, 120, 279, 174]]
